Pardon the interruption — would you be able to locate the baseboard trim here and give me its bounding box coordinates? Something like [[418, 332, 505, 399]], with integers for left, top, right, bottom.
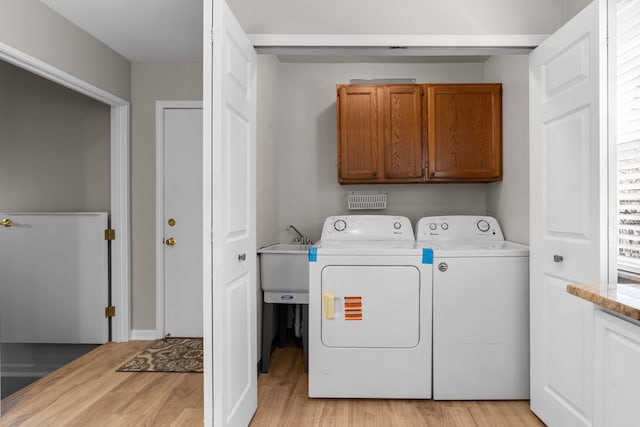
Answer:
[[0, 362, 54, 378], [130, 329, 158, 340]]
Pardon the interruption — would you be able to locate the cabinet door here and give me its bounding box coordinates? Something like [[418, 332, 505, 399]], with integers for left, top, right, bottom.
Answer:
[[337, 85, 381, 183], [427, 84, 502, 181], [594, 310, 640, 427], [381, 85, 425, 181]]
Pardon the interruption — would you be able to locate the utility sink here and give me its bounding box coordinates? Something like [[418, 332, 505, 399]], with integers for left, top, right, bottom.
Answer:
[[258, 243, 311, 303]]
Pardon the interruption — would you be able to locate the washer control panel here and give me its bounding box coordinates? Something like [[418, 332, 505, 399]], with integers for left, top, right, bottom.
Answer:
[[415, 216, 504, 241], [321, 215, 414, 241]]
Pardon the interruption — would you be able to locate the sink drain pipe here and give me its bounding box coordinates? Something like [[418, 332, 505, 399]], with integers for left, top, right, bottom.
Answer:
[[294, 304, 302, 338]]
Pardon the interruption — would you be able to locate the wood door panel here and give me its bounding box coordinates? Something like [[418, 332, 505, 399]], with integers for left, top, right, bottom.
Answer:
[[427, 84, 502, 181], [382, 85, 424, 181], [337, 85, 380, 182]]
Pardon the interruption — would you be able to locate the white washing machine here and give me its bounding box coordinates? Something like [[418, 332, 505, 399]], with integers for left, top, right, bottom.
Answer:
[[415, 215, 529, 400], [308, 215, 432, 399]]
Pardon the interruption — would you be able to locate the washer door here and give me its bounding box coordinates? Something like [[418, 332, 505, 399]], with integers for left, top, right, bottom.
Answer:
[[320, 265, 420, 348]]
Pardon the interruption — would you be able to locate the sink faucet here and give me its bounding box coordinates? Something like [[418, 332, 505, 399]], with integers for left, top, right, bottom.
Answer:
[[287, 224, 311, 244]]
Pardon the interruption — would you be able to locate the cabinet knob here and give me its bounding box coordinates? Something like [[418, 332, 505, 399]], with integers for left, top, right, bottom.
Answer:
[[553, 255, 563, 263]]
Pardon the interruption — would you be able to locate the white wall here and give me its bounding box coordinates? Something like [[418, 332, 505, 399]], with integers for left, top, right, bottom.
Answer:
[[0, 60, 110, 212], [228, 0, 591, 35], [268, 60, 491, 243], [484, 55, 530, 244], [130, 62, 202, 331]]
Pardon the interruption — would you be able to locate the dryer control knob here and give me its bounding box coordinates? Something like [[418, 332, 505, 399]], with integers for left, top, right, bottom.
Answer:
[[333, 219, 347, 232], [393, 221, 402, 230], [441, 222, 449, 230], [429, 222, 437, 231], [477, 219, 490, 232]]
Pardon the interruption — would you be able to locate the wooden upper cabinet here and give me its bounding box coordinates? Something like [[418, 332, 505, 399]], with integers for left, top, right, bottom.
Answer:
[[337, 83, 502, 184], [337, 85, 380, 182], [337, 84, 425, 183], [427, 84, 502, 181]]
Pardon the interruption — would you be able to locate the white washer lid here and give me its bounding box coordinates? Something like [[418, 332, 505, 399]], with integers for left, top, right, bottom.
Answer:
[[416, 240, 529, 257]]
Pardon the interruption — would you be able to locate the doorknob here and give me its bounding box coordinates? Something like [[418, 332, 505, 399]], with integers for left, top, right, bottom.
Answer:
[[0, 218, 13, 227], [165, 237, 177, 246]]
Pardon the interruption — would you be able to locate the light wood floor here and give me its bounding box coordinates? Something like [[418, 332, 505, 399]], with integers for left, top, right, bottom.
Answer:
[[1, 341, 545, 426], [252, 345, 545, 427], [0, 341, 203, 427]]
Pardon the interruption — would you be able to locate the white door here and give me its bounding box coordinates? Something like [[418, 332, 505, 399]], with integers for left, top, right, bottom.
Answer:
[[157, 103, 203, 338], [0, 213, 109, 344], [529, 1, 609, 426], [204, 1, 258, 426]]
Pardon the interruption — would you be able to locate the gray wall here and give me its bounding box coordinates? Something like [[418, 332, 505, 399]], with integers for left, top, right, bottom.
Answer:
[[130, 62, 202, 331], [0, 0, 592, 335], [485, 55, 530, 244], [256, 55, 282, 358], [261, 60, 491, 245], [228, 0, 590, 35], [0, 0, 130, 101], [0, 60, 110, 212], [256, 59, 281, 249]]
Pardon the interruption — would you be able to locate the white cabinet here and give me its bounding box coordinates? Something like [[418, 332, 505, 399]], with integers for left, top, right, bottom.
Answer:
[[594, 309, 640, 427]]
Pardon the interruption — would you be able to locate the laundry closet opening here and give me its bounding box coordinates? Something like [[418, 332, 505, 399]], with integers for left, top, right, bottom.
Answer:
[[254, 51, 531, 363]]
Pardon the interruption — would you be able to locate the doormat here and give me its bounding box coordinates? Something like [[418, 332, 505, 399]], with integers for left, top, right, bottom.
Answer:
[[117, 338, 203, 373]]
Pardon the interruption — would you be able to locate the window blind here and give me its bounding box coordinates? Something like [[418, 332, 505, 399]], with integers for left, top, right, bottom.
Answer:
[[617, 0, 640, 273]]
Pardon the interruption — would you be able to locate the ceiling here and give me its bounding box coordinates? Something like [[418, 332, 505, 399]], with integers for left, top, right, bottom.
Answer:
[[40, 0, 203, 62], [38, 1, 532, 64]]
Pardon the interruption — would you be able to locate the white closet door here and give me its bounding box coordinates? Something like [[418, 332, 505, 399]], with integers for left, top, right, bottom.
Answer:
[[529, 1, 609, 426], [204, 0, 258, 425]]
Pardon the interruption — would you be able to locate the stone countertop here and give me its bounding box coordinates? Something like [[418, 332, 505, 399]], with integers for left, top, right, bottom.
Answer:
[[567, 283, 640, 321]]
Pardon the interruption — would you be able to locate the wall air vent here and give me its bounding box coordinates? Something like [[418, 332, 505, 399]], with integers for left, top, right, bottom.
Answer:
[[347, 191, 388, 210]]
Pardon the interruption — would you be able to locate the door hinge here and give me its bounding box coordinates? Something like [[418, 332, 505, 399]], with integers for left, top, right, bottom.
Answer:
[[210, 27, 214, 44], [105, 306, 116, 318], [104, 229, 116, 240]]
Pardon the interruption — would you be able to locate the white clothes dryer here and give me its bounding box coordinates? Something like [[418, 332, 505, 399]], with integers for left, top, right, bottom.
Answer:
[[308, 215, 432, 399], [416, 215, 529, 400]]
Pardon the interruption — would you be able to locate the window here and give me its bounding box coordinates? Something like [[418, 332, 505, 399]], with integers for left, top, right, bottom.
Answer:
[[617, 0, 640, 275]]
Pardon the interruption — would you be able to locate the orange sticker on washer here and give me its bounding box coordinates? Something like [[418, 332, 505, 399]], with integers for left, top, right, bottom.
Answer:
[[344, 296, 362, 320]]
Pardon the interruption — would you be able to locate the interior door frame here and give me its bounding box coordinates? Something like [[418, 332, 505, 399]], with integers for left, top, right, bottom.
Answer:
[[0, 41, 131, 343], [155, 100, 204, 339]]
